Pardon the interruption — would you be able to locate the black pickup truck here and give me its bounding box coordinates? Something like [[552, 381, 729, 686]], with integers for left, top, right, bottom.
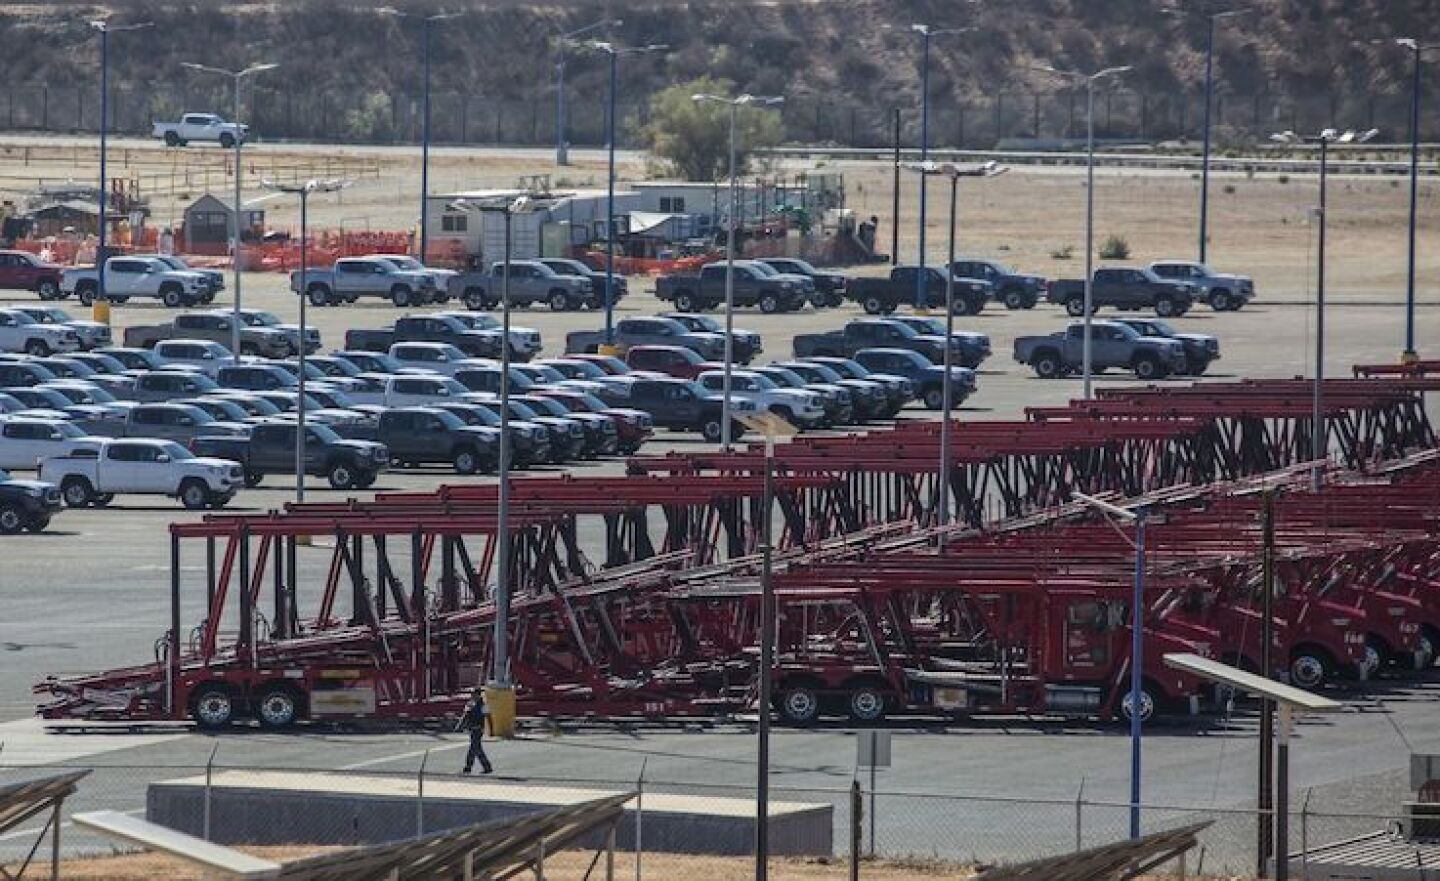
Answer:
[[1045, 267, 1198, 318], [594, 376, 756, 444], [376, 407, 499, 474], [192, 421, 390, 490], [845, 266, 994, 315], [793, 319, 988, 369], [344, 314, 506, 360], [0, 469, 62, 534], [654, 261, 810, 314]]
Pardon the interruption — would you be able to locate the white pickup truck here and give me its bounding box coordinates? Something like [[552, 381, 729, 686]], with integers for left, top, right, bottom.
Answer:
[[152, 113, 249, 148], [0, 308, 82, 356], [62, 257, 213, 308], [40, 438, 243, 510]]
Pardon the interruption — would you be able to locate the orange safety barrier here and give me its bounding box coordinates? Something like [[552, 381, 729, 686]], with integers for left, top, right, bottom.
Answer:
[[579, 250, 719, 277]]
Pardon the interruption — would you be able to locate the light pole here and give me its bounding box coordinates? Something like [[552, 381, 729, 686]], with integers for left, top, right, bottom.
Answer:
[[378, 8, 462, 264], [453, 194, 537, 737], [555, 18, 622, 166], [903, 160, 1007, 543], [1073, 491, 1148, 840], [90, 19, 153, 307], [585, 41, 667, 349], [1383, 39, 1440, 363], [1192, 8, 1248, 264], [263, 178, 346, 503], [693, 93, 784, 450], [1271, 128, 1376, 490], [181, 61, 277, 363], [1036, 64, 1131, 398], [900, 23, 974, 310]]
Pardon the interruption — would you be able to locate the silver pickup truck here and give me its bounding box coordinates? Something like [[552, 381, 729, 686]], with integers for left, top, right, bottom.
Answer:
[[291, 256, 440, 308], [447, 260, 592, 311]]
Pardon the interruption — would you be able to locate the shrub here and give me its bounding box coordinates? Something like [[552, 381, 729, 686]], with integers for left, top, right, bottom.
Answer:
[[1223, 184, 1236, 194], [1098, 234, 1130, 260], [1050, 245, 1075, 260], [1278, 174, 1290, 184]]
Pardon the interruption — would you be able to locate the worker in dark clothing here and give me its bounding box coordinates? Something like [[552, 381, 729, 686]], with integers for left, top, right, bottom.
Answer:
[[457, 687, 493, 775]]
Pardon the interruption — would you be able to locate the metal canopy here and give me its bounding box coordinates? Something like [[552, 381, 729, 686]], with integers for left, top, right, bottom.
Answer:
[[0, 770, 89, 881], [74, 791, 634, 881], [1162, 653, 1343, 711], [972, 821, 1211, 881]]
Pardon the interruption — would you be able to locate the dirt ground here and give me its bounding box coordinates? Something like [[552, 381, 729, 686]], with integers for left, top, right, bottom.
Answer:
[[13, 847, 1235, 880]]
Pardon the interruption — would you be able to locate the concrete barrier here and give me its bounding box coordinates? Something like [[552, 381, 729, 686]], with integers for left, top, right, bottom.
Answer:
[[147, 770, 832, 856]]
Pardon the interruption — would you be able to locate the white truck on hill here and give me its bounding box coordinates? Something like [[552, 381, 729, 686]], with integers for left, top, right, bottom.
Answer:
[[152, 113, 249, 148]]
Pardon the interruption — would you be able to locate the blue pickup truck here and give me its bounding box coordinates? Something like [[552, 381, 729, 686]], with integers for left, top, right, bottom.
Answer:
[[852, 348, 977, 410]]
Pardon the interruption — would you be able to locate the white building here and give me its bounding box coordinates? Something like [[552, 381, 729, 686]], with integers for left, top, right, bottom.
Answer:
[[425, 188, 640, 263]]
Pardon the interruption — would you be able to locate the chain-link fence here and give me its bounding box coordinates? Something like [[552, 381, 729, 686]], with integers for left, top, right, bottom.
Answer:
[[0, 757, 1411, 876], [0, 82, 1431, 150]]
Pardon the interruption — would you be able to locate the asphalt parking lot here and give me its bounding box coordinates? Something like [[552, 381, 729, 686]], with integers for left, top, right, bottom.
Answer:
[[1, 274, 1437, 867]]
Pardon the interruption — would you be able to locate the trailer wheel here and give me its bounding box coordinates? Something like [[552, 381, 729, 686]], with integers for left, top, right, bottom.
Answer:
[[777, 685, 822, 726], [191, 685, 235, 729], [1119, 685, 1156, 724], [256, 685, 303, 730], [846, 685, 888, 723], [1288, 646, 1333, 689]]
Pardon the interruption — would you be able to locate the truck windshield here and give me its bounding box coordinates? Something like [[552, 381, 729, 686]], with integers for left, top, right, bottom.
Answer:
[[749, 262, 780, 277], [383, 257, 426, 271], [157, 441, 194, 461], [906, 318, 946, 335], [29, 309, 71, 324], [455, 314, 501, 331], [306, 424, 343, 444], [783, 259, 820, 274], [55, 422, 86, 438], [241, 312, 283, 327], [521, 398, 568, 417]]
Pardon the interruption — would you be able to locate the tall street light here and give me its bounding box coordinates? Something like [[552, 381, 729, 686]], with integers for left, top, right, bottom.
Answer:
[[450, 194, 538, 737], [585, 41, 667, 350], [693, 92, 784, 450], [379, 8, 463, 264], [555, 18, 622, 166], [900, 23, 975, 310], [903, 160, 1007, 545], [1195, 8, 1248, 264], [1271, 128, 1377, 491], [89, 19, 153, 307], [1380, 38, 1440, 363], [262, 178, 347, 503], [181, 62, 278, 362], [1035, 63, 1132, 398], [1073, 491, 1149, 840]]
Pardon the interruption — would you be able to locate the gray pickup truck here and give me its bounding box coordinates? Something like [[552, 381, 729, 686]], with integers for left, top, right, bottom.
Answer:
[[291, 256, 440, 308], [654, 261, 811, 314], [447, 260, 592, 312], [1148, 260, 1256, 312], [1012, 321, 1188, 380], [1046, 267, 1198, 318], [123, 312, 294, 357], [565, 317, 727, 360], [1112, 318, 1220, 376]]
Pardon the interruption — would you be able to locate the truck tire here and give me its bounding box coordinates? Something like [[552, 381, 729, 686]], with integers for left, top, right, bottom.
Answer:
[[179, 479, 211, 511], [922, 386, 945, 409], [776, 683, 822, 726], [164, 130, 181, 147], [355, 471, 377, 489], [244, 471, 264, 488], [1001, 287, 1027, 310], [548, 289, 574, 311], [76, 283, 97, 307], [255, 684, 303, 729], [701, 418, 724, 444], [190, 684, 235, 729], [758, 293, 781, 314], [674, 291, 698, 312], [1031, 351, 1063, 379], [1153, 295, 1178, 317], [160, 285, 185, 308], [453, 446, 480, 475], [462, 287, 488, 310], [327, 461, 358, 490], [846, 684, 888, 723], [1289, 647, 1334, 688], [1208, 289, 1233, 311], [26, 515, 50, 533], [307, 285, 333, 307], [1064, 295, 1088, 317], [862, 295, 887, 315], [391, 286, 414, 308], [0, 503, 26, 534], [950, 296, 976, 316], [60, 476, 94, 508], [219, 132, 236, 149], [1132, 354, 1168, 380], [1119, 683, 1157, 724], [36, 279, 60, 300], [24, 338, 51, 357]]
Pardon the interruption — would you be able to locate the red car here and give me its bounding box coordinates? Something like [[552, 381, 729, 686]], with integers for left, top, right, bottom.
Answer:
[[0, 250, 65, 300], [625, 345, 709, 379], [535, 388, 654, 455]]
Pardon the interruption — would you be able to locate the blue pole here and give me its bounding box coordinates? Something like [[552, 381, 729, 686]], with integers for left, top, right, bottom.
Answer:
[[1405, 44, 1421, 359], [915, 30, 930, 308], [97, 26, 108, 302], [604, 49, 617, 345], [420, 18, 432, 262], [1198, 15, 1215, 263], [1129, 509, 1147, 840]]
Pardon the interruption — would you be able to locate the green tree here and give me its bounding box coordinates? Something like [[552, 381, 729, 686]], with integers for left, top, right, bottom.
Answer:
[[637, 77, 784, 182]]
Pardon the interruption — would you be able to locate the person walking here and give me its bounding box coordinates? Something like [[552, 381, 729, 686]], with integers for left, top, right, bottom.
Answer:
[[457, 687, 494, 775]]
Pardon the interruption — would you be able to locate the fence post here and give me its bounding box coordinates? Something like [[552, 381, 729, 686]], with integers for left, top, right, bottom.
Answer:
[[868, 762, 877, 858], [1074, 777, 1086, 851], [1299, 787, 1313, 879], [416, 748, 431, 838], [203, 743, 219, 841], [635, 758, 646, 881], [849, 780, 862, 881]]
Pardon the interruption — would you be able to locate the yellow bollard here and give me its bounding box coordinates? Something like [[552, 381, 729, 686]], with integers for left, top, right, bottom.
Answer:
[[484, 684, 517, 739], [597, 343, 625, 358], [1401, 350, 1420, 366], [92, 299, 111, 326]]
